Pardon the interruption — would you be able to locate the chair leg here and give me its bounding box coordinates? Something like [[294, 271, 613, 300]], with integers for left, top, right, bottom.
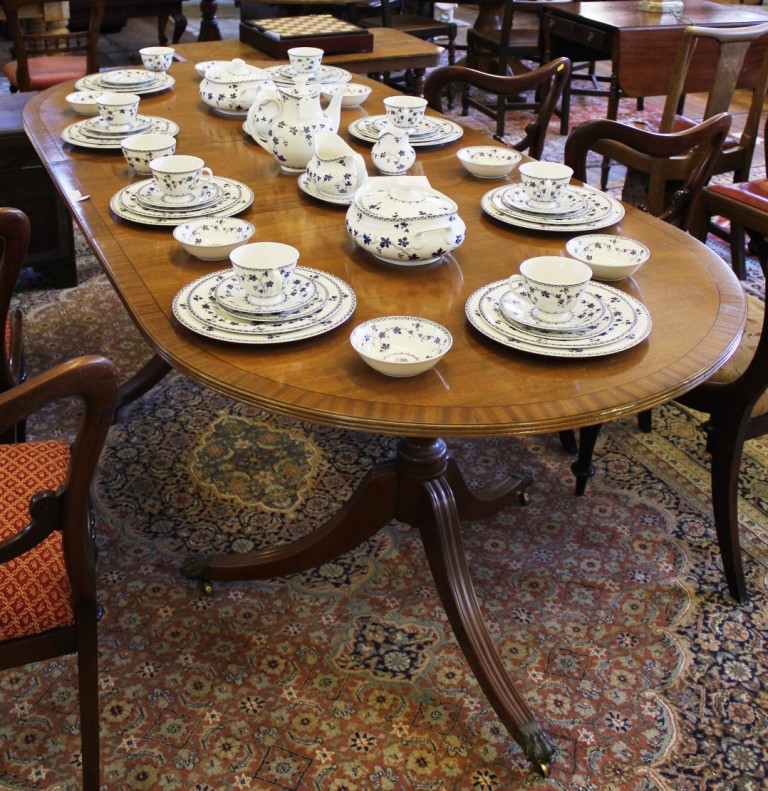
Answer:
[[78, 610, 101, 790], [707, 416, 749, 603], [558, 429, 578, 455], [637, 409, 652, 433], [729, 222, 748, 280], [571, 423, 602, 496]]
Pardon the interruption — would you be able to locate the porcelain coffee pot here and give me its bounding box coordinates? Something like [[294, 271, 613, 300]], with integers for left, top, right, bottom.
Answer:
[[266, 79, 345, 172], [305, 131, 368, 200]]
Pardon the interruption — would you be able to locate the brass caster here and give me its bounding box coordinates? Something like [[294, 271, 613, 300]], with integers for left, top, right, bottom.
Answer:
[[201, 580, 213, 596], [538, 762, 551, 779], [518, 491, 530, 506]]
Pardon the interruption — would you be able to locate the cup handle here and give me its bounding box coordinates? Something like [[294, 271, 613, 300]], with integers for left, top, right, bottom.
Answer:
[[201, 167, 213, 183], [509, 274, 530, 301]]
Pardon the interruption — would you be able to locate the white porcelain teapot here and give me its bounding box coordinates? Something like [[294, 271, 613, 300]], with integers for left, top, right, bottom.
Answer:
[[346, 176, 466, 265], [266, 79, 345, 172], [304, 131, 367, 200], [199, 58, 272, 116]]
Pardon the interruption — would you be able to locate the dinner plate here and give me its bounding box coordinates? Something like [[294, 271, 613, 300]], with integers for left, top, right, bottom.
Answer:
[[500, 276, 609, 331], [348, 115, 464, 147], [481, 185, 625, 232], [264, 64, 352, 86], [500, 184, 587, 216], [135, 180, 221, 210], [172, 268, 356, 344], [490, 185, 615, 225], [213, 271, 318, 316], [479, 282, 642, 349], [111, 177, 253, 225], [75, 71, 175, 95], [186, 271, 341, 335], [61, 116, 179, 149], [98, 68, 157, 88], [466, 281, 651, 357], [297, 172, 355, 206]]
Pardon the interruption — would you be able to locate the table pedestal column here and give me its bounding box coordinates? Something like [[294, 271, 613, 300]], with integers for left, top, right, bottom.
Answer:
[[183, 436, 555, 774]]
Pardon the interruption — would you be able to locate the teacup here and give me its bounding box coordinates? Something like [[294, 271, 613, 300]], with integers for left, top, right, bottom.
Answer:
[[121, 132, 176, 174], [518, 161, 573, 207], [149, 154, 213, 202], [230, 242, 299, 305], [515, 255, 592, 321], [383, 95, 428, 131], [287, 46, 324, 75], [140, 46, 174, 73], [96, 92, 140, 130]]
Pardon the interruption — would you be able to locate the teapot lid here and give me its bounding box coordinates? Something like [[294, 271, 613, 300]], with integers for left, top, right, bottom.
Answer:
[[205, 58, 268, 84], [354, 178, 458, 221]]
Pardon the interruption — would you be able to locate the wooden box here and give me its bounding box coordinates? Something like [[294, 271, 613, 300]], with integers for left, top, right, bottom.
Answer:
[[239, 15, 374, 59]]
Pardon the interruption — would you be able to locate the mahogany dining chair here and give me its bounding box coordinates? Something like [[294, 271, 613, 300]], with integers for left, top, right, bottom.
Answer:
[[423, 57, 571, 158], [2, 0, 104, 92]]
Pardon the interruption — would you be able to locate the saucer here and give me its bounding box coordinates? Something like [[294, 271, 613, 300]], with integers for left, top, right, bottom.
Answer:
[[500, 184, 586, 216], [136, 180, 220, 209], [85, 115, 152, 136], [99, 68, 156, 88], [500, 276, 607, 331], [213, 271, 317, 315], [298, 172, 355, 206]]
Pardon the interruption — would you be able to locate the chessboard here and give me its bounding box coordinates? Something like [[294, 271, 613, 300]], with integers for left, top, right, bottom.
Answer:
[[240, 14, 374, 59]]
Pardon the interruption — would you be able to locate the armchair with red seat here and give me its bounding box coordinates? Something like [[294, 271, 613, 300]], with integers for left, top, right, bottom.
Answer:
[[0, 206, 119, 789], [1, 0, 105, 92]]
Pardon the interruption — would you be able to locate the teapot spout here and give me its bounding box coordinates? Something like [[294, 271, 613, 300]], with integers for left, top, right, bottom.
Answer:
[[324, 87, 345, 133]]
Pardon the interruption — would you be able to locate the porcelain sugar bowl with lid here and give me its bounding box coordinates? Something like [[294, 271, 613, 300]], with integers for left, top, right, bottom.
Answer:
[[345, 177, 466, 266], [199, 58, 273, 115]]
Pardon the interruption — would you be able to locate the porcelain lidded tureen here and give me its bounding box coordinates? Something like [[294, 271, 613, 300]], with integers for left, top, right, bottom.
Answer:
[[345, 176, 466, 265], [199, 58, 273, 116]]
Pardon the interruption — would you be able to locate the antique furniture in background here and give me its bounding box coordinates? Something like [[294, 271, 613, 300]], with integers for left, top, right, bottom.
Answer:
[[1, 0, 104, 91]]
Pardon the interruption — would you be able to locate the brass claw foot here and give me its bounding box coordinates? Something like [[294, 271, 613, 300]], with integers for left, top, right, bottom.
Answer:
[[520, 720, 555, 777]]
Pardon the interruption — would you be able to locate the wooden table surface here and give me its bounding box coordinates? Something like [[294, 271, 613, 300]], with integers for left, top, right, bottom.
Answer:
[[22, 49, 746, 774], [174, 28, 442, 92]]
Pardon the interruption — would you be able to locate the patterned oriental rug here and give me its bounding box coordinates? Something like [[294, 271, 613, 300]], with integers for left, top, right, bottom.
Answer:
[[2, 96, 768, 790]]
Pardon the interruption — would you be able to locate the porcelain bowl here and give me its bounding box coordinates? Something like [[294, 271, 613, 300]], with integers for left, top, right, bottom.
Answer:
[[350, 316, 452, 377], [66, 90, 103, 115], [566, 234, 650, 281], [321, 82, 372, 108], [456, 146, 522, 179], [173, 218, 256, 261]]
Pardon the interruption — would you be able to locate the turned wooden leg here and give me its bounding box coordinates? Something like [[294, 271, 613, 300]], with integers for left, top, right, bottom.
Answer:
[[572, 424, 602, 496]]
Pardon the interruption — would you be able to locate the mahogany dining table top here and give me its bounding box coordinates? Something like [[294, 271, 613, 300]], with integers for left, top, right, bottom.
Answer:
[[22, 53, 745, 440], [21, 47, 746, 774]]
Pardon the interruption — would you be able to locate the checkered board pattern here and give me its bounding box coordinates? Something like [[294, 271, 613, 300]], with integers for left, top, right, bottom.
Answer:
[[245, 15, 367, 40]]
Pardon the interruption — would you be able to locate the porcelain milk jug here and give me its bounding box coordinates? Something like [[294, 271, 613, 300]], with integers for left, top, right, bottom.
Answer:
[[304, 131, 368, 200], [266, 79, 344, 172], [371, 122, 416, 175]]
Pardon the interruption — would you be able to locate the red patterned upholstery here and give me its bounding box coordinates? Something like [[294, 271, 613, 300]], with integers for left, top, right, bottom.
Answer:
[[2, 56, 89, 92], [0, 440, 73, 640], [707, 179, 768, 214]]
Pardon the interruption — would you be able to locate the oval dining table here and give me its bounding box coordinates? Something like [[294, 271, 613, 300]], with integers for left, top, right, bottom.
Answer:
[[22, 50, 746, 776]]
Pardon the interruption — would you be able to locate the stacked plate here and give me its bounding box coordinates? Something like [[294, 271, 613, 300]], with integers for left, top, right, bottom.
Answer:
[[110, 176, 254, 226], [349, 114, 463, 147], [481, 183, 624, 232], [62, 115, 179, 150], [465, 277, 652, 358], [75, 68, 175, 96], [263, 64, 352, 86], [172, 267, 356, 344]]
